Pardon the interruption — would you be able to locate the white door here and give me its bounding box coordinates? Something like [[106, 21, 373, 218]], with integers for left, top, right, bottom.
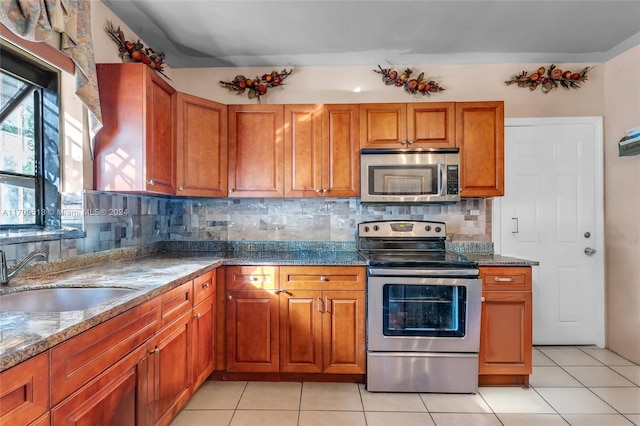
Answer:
[[494, 117, 604, 347]]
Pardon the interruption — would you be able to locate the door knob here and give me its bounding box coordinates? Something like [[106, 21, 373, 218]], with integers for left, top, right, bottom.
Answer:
[[584, 247, 597, 256]]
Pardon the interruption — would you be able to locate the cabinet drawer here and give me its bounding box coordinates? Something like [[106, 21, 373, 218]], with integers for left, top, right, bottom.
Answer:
[[159, 281, 193, 327], [193, 270, 216, 306], [280, 266, 365, 291], [480, 266, 531, 291], [226, 266, 279, 290], [0, 351, 49, 426], [50, 299, 159, 405]]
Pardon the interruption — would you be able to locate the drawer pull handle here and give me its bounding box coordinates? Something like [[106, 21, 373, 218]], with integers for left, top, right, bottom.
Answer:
[[494, 277, 515, 282]]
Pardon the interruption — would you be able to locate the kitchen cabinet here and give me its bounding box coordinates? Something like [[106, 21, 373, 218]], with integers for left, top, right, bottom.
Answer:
[[478, 266, 532, 386], [192, 272, 217, 391], [176, 93, 228, 197], [360, 102, 455, 149], [279, 266, 366, 374], [228, 105, 285, 197], [0, 351, 49, 426], [95, 63, 176, 195], [225, 266, 280, 373], [456, 101, 504, 197], [51, 345, 149, 426], [284, 104, 360, 197], [225, 265, 366, 376]]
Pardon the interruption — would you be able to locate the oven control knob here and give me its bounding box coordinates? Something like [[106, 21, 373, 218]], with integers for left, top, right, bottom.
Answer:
[[425, 225, 431, 231], [435, 226, 442, 233], [363, 226, 369, 233], [373, 225, 379, 231]]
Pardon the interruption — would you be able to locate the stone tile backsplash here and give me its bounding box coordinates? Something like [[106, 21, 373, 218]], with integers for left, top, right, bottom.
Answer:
[[1, 190, 491, 266]]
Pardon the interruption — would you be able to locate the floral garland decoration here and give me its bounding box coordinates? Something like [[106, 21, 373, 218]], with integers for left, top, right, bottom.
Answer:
[[505, 64, 592, 94], [105, 22, 170, 79], [374, 65, 445, 96], [220, 69, 293, 102]]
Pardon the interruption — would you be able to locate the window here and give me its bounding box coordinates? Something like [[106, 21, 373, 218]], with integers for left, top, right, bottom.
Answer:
[[1, 43, 60, 229]]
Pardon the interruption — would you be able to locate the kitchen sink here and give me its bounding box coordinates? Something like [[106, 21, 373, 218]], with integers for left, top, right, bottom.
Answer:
[[0, 287, 136, 312]]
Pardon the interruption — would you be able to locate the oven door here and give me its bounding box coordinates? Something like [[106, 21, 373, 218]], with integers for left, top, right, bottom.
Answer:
[[367, 273, 481, 353]]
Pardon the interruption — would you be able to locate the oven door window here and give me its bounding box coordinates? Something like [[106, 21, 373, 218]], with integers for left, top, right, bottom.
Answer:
[[368, 165, 439, 196], [383, 284, 467, 337]]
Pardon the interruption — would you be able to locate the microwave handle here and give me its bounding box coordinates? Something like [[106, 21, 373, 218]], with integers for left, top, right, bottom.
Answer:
[[438, 164, 445, 195]]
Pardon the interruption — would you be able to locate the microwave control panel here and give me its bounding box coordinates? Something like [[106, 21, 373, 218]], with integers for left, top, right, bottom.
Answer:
[[446, 165, 459, 194]]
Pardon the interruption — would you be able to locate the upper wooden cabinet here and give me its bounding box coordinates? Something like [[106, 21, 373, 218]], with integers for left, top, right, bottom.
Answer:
[[176, 93, 228, 197], [95, 63, 176, 195], [228, 105, 285, 197], [456, 101, 505, 197], [360, 102, 456, 149], [284, 104, 360, 197]]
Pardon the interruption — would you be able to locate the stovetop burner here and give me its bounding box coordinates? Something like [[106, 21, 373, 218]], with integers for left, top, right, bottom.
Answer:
[[357, 220, 477, 269]]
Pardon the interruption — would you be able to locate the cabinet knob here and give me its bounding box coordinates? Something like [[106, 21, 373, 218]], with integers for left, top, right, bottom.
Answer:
[[400, 140, 407, 145], [149, 347, 159, 355], [481, 297, 486, 302], [195, 313, 201, 319], [320, 276, 327, 282], [229, 188, 235, 193], [227, 295, 232, 300], [315, 189, 322, 193], [147, 179, 155, 186], [408, 140, 415, 145], [322, 189, 329, 193], [178, 186, 184, 191]]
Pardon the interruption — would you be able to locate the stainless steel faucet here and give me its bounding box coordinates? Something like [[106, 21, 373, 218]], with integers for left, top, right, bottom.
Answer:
[[0, 249, 47, 285]]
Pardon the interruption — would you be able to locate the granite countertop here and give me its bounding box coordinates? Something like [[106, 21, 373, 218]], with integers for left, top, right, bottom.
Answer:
[[0, 241, 534, 372], [0, 245, 364, 372], [465, 253, 539, 266]]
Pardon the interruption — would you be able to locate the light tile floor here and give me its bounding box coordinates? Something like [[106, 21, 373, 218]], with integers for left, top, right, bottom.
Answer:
[[171, 346, 640, 426]]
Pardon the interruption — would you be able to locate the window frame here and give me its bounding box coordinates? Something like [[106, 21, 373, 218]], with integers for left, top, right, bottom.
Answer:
[[1, 40, 61, 231]]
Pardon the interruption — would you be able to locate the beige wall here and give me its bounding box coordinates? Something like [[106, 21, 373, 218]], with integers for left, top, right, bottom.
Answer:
[[604, 45, 640, 364]]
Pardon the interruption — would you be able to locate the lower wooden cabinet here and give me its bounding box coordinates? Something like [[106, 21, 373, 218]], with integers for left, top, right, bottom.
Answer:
[[1, 269, 219, 426], [147, 309, 193, 426], [192, 293, 216, 390], [0, 351, 49, 426], [225, 266, 366, 376], [51, 345, 149, 426], [478, 266, 533, 386], [226, 287, 280, 373]]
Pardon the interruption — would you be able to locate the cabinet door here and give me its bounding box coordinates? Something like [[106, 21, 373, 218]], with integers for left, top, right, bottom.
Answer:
[[479, 291, 532, 375], [51, 345, 148, 426], [322, 290, 366, 374], [228, 105, 284, 197], [407, 103, 456, 148], [95, 63, 176, 194], [176, 93, 227, 197], [284, 104, 323, 197], [456, 101, 504, 197], [360, 103, 407, 148], [0, 352, 49, 426], [192, 293, 216, 391], [323, 104, 360, 197], [279, 290, 323, 373], [146, 71, 176, 194], [226, 289, 280, 372], [147, 310, 192, 426]]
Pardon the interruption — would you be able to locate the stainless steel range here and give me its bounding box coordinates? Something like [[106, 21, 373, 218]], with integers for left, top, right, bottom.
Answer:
[[357, 220, 481, 393]]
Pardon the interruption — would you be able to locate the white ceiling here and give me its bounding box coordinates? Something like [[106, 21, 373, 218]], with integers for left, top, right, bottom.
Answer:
[[102, 0, 640, 68]]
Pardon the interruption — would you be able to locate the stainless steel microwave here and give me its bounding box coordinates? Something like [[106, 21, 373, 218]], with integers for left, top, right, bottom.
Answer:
[[360, 148, 460, 203]]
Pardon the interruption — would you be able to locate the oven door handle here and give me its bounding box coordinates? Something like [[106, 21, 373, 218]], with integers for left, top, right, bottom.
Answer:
[[368, 268, 479, 277]]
